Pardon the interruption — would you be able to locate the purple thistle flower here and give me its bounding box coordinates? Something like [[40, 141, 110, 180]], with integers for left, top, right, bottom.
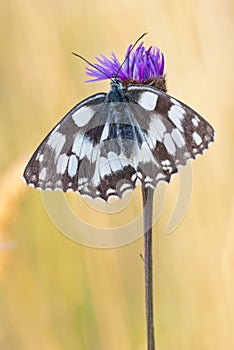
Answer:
[[86, 42, 165, 84]]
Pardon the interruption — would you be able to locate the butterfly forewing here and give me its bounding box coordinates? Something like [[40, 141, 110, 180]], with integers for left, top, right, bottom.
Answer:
[[24, 82, 214, 201], [23, 93, 106, 190]]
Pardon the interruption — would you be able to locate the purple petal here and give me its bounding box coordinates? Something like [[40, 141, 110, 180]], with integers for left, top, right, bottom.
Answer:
[[86, 41, 165, 82]]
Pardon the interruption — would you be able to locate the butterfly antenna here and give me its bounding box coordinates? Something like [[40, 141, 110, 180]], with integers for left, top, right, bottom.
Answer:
[[114, 32, 148, 78], [72, 52, 113, 81]]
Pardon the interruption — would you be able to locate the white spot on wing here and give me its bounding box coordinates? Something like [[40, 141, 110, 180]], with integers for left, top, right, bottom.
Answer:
[[72, 134, 92, 159], [149, 118, 166, 141], [137, 172, 143, 179], [47, 132, 66, 158], [78, 177, 88, 185], [91, 171, 100, 186], [144, 132, 156, 149], [161, 159, 170, 166], [140, 142, 154, 162], [72, 106, 94, 127], [72, 133, 84, 157], [89, 146, 100, 162], [170, 98, 182, 107], [66, 188, 73, 193], [164, 133, 176, 155], [146, 183, 155, 189], [36, 153, 44, 162], [119, 183, 132, 193], [168, 104, 185, 131], [145, 176, 153, 182], [156, 173, 165, 180], [171, 128, 185, 147], [193, 132, 202, 145], [192, 117, 199, 127], [55, 180, 62, 187], [39, 167, 47, 181], [38, 154, 44, 162], [138, 92, 158, 111], [57, 154, 69, 174], [106, 188, 117, 196], [101, 123, 109, 141], [68, 154, 78, 177]]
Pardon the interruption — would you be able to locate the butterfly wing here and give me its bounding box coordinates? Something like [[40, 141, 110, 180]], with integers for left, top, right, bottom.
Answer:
[[124, 84, 215, 188], [24, 84, 214, 201], [23, 93, 107, 192], [77, 101, 140, 200]]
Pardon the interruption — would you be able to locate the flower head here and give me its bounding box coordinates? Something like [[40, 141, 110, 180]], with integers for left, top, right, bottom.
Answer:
[[86, 42, 165, 88]]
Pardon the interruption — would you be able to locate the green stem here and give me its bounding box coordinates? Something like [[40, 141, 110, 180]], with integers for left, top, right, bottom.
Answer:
[[142, 185, 155, 350]]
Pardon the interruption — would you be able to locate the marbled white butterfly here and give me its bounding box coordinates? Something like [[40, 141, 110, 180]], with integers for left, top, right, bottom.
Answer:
[[23, 77, 214, 201]]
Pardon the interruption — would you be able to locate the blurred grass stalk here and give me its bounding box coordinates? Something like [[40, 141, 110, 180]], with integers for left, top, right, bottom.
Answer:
[[0, 158, 27, 280]]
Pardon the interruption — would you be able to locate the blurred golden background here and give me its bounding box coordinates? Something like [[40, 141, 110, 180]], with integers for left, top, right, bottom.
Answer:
[[0, 0, 233, 349]]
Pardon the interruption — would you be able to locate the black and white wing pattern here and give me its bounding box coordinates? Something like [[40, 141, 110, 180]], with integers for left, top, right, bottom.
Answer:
[[124, 85, 214, 189], [23, 83, 214, 201]]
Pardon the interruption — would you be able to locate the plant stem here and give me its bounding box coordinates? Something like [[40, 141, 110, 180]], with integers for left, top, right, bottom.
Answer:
[[142, 185, 155, 350]]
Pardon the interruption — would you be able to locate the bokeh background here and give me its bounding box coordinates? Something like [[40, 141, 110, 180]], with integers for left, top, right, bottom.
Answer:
[[0, 0, 233, 349]]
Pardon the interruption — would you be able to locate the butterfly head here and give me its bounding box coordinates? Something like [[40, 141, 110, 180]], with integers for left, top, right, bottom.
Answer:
[[110, 77, 123, 89]]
